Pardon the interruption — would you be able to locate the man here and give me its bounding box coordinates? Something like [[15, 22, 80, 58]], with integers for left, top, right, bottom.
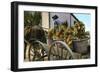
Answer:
[[52, 15, 62, 27]]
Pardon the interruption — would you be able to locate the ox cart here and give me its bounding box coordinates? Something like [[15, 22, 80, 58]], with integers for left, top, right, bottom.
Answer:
[[24, 25, 90, 61]]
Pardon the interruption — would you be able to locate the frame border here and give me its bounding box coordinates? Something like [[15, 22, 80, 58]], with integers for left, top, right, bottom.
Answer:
[[11, 1, 98, 72]]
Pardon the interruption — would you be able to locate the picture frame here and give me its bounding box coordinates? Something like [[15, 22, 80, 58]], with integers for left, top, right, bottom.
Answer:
[[11, 1, 98, 71]]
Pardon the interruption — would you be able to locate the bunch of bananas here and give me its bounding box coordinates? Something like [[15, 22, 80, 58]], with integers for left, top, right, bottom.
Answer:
[[48, 21, 73, 49], [48, 21, 68, 40], [64, 27, 74, 49], [73, 21, 86, 39]]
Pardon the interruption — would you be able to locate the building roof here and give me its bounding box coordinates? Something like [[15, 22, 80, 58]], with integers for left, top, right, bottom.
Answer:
[[70, 13, 80, 22]]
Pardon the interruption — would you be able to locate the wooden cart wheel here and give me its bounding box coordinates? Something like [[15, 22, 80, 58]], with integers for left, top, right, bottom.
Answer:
[[48, 41, 75, 60], [26, 40, 48, 61]]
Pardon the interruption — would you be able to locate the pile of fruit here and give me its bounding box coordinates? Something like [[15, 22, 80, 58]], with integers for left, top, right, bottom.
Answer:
[[48, 21, 87, 49]]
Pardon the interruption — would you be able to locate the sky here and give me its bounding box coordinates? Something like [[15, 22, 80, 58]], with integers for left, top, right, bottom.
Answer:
[[73, 13, 91, 31]]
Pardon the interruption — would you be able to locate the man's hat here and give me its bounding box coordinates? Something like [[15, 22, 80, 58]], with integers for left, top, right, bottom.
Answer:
[[52, 15, 58, 20]]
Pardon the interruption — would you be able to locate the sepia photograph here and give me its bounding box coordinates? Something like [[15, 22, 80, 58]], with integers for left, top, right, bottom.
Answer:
[[24, 11, 91, 61]]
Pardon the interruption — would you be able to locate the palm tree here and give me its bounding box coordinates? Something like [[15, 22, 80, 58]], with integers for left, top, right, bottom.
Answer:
[[24, 11, 42, 26]]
